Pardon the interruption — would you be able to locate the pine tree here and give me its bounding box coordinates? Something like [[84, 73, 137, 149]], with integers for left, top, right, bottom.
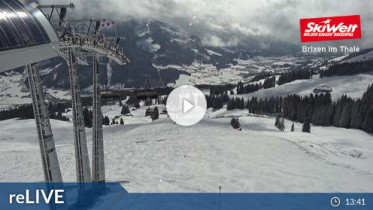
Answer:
[[83, 108, 93, 128], [145, 98, 152, 106], [236, 82, 244, 94], [230, 118, 241, 130], [121, 105, 130, 115], [120, 118, 124, 125], [126, 95, 140, 105], [106, 116, 110, 125], [281, 118, 285, 131], [302, 120, 311, 133], [291, 122, 295, 132], [275, 116, 285, 131], [111, 118, 116, 125], [102, 115, 110, 126], [145, 107, 151, 117], [275, 116, 280, 128], [263, 76, 276, 89], [57, 111, 63, 119], [362, 108, 373, 133], [151, 107, 159, 121], [338, 102, 352, 128], [134, 102, 140, 109]]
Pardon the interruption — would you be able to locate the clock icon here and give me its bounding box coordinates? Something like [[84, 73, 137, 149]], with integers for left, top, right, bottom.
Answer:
[[331, 197, 341, 207]]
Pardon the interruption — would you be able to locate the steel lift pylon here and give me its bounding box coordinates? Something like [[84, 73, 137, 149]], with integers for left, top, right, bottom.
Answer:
[[67, 47, 93, 203], [27, 63, 63, 183], [92, 55, 106, 193], [27, 63, 68, 210], [37, 2, 129, 205]]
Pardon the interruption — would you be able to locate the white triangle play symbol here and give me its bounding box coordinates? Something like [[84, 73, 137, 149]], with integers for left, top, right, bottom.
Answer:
[[182, 99, 194, 114]]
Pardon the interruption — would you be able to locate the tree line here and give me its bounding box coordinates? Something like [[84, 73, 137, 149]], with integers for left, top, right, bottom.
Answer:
[[263, 76, 276, 89], [0, 105, 34, 120], [206, 93, 230, 110], [249, 72, 273, 83], [320, 60, 373, 78], [236, 82, 262, 94], [236, 76, 276, 95], [248, 85, 373, 133], [82, 108, 111, 127], [0, 103, 69, 122], [209, 83, 373, 133], [277, 70, 312, 85]]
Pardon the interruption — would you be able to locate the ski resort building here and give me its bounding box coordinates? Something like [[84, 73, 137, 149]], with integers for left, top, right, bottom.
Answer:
[[313, 84, 333, 94]]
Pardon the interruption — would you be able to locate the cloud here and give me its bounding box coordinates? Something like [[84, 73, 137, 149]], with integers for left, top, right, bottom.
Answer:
[[40, 0, 373, 48]]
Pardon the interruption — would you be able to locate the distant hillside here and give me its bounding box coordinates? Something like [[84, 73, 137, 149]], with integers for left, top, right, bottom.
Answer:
[[35, 19, 252, 90], [340, 48, 373, 63]]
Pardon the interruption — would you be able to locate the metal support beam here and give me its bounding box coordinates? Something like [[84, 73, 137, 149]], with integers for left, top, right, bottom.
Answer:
[[92, 55, 106, 193], [27, 63, 69, 209], [67, 47, 92, 204], [27, 63, 63, 183], [38, 3, 75, 9]]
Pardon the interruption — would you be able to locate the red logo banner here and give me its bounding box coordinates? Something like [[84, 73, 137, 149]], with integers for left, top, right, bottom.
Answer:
[[300, 15, 362, 42]]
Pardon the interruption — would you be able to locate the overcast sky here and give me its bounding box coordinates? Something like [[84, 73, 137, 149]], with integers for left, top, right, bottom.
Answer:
[[40, 0, 373, 48]]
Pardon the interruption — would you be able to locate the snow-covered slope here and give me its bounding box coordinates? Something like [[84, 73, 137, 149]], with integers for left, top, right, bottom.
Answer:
[[239, 73, 373, 100], [1, 109, 372, 193], [341, 49, 373, 63], [0, 72, 70, 109], [0, 73, 31, 108]]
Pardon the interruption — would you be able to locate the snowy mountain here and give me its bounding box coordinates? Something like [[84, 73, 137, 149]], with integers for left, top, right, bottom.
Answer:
[[33, 19, 250, 90], [16, 18, 324, 90], [1, 18, 373, 107]]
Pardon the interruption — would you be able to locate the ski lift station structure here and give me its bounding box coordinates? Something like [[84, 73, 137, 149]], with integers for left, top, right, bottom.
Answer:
[[0, 0, 63, 184], [0, 0, 60, 71], [0, 0, 129, 206]]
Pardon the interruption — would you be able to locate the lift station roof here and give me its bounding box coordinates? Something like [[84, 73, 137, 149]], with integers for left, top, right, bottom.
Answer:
[[0, 0, 60, 72]]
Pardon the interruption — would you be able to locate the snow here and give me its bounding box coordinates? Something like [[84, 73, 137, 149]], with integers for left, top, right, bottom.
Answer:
[[330, 55, 349, 62], [162, 62, 242, 87], [136, 37, 161, 53], [191, 49, 199, 54], [272, 61, 295, 66], [153, 56, 327, 87], [0, 71, 71, 108], [39, 63, 63, 76], [99, 102, 167, 125], [106, 62, 113, 87], [342, 50, 373, 63], [239, 73, 373, 100], [153, 64, 184, 71], [233, 56, 304, 74], [171, 38, 189, 44], [46, 89, 71, 100], [206, 49, 222, 57], [0, 73, 31, 108], [1, 52, 373, 193], [1, 107, 373, 193]]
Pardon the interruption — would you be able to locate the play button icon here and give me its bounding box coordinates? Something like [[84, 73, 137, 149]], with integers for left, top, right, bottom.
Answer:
[[183, 99, 194, 114], [167, 85, 207, 126]]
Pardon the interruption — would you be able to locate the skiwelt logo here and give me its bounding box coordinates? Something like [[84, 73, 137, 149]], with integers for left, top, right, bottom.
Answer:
[[300, 15, 362, 42]]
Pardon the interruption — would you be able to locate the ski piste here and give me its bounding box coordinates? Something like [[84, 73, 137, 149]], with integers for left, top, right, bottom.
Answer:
[[0, 0, 373, 210]]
